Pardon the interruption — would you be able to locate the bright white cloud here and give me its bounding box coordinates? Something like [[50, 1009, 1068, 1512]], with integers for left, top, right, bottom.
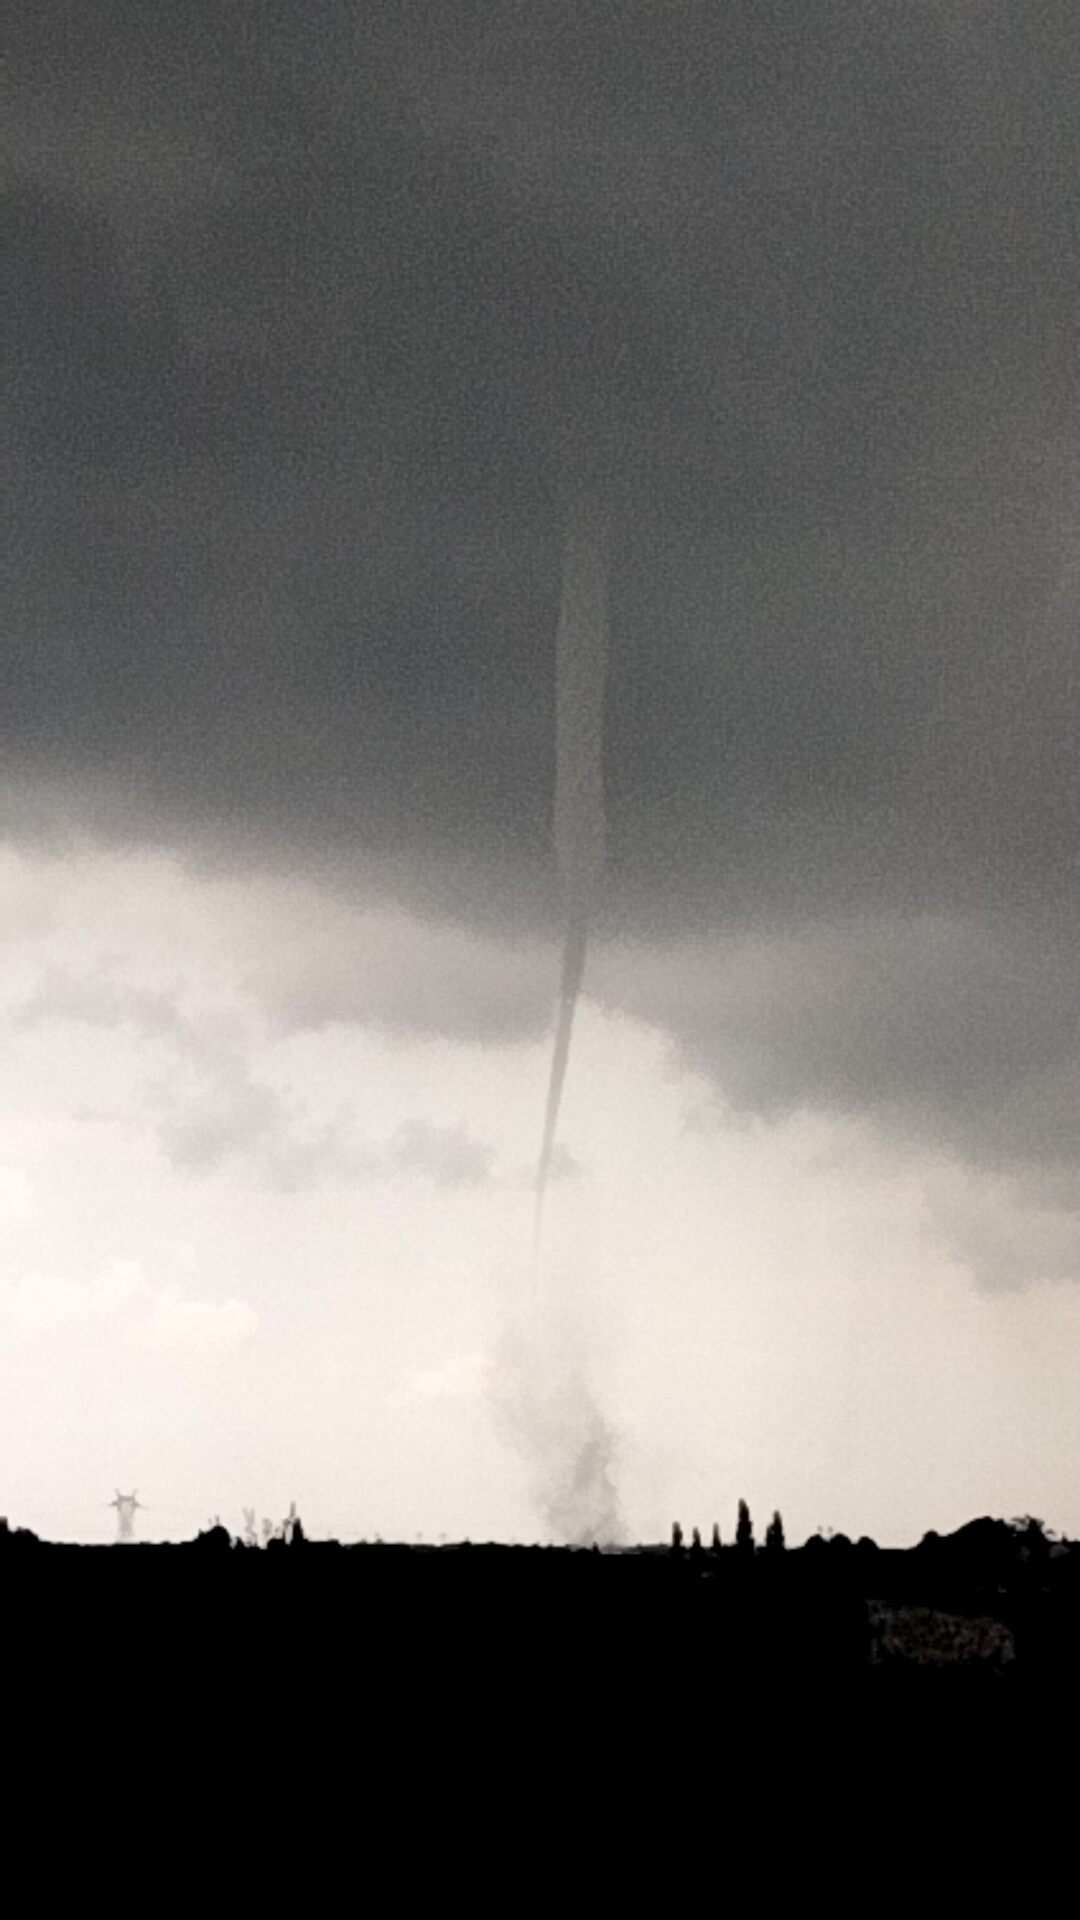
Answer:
[[133, 1286, 259, 1353], [9, 1269, 101, 1335], [404, 1351, 491, 1401], [5, 1257, 257, 1352], [0, 1164, 36, 1221]]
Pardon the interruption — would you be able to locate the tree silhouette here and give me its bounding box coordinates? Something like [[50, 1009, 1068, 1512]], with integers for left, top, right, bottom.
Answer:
[[671, 1521, 684, 1555], [765, 1511, 786, 1552], [711, 1523, 722, 1554], [736, 1500, 754, 1554]]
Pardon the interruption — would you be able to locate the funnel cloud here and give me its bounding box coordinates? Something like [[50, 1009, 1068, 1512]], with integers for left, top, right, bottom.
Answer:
[[536, 494, 609, 1233]]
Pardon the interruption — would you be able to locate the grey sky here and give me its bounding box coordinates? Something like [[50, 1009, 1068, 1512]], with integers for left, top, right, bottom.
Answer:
[[9, 1, 1076, 1191], [2, 6, 1078, 1545]]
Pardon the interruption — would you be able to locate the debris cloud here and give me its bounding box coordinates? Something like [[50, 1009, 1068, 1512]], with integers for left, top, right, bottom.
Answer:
[[489, 1294, 626, 1546]]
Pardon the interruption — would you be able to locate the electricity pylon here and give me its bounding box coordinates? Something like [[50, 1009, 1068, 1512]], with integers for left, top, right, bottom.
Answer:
[[110, 1490, 142, 1544]]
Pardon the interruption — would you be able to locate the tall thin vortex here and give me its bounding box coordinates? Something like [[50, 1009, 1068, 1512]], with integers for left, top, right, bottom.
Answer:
[[535, 493, 608, 1240]]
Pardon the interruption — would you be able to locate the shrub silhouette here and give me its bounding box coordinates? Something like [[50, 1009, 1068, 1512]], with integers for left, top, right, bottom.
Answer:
[[195, 1523, 232, 1551]]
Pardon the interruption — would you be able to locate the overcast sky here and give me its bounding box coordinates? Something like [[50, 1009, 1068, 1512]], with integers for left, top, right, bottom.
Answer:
[[4, 3, 1078, 1546]]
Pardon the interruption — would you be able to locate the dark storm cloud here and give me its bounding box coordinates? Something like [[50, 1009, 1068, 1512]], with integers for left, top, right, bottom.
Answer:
[[6, 5, 1078, 1182], [601, 907, 1077, 1181], [245, 904, 551, 1046]]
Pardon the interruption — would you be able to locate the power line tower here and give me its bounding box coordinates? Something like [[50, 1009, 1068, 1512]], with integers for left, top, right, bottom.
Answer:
[[110, 1490, 142, 1544]]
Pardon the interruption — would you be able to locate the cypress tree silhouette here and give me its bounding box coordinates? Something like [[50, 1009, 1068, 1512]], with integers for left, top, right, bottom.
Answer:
[[765, 1511, 786, 1551], [736, 1500, 754, 1554]]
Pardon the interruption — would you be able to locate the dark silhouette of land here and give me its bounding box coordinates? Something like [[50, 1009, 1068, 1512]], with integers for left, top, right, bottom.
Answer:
[[3, 1506, 1073, 1708]]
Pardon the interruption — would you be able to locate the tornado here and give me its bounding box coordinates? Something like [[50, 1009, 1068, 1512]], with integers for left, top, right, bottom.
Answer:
[[535, 491, 608, 1238]]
